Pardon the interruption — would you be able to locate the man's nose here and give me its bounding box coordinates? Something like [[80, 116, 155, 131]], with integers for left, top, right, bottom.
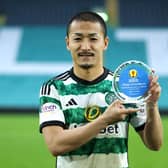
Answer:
[[81, 41, 91, 50]]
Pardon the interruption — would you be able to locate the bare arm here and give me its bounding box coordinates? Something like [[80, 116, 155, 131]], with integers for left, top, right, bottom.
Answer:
[[138, 75, 163, 150], [42, 115, 108, 156], [42, 100, 139, 156]]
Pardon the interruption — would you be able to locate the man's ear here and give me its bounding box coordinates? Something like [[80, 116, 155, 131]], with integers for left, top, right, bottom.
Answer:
[[65, 36, 70, 50], [104, 36, 109, 50]]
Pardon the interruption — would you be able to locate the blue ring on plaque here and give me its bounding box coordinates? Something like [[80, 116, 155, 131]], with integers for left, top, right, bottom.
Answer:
[[113, 60, 152, 104]]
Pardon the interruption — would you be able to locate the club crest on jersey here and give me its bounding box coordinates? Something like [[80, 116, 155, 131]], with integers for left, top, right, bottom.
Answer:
[[85, 105, 101, 122], [105, 92, 117, 105]]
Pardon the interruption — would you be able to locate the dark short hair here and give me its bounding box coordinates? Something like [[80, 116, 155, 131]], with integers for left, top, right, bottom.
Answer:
[[66, 11, 107, 38]]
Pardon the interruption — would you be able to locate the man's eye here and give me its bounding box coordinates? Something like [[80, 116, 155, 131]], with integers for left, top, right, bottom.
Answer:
[[90, 38, 97, 41], [74, 38, 81, 41]]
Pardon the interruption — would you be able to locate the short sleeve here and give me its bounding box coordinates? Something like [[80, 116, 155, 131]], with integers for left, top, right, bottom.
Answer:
[[130, 103, 147, 132], [39, 81, 65, 133]]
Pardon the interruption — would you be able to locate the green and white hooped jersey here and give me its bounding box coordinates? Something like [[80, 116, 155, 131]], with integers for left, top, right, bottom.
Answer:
[[39, 68, 146, 168]]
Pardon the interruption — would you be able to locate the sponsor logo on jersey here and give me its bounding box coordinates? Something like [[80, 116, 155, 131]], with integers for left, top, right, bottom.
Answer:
[[69, 123, 120, 136], [138, 104, 145, 113], [66, 98, 78, 106], [99, 124, 119, 135], [85, 105, 101, 121], [41, 103, 57, 112], [105, 92, 117, 105], [69, 123, 85, 129], [129, 69, 137, 78]]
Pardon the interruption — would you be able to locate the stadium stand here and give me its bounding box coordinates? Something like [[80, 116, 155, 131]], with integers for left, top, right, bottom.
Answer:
[[0, 0, 168, 113]]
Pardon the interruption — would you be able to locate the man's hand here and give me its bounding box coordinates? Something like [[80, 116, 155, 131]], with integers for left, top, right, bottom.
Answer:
[[102, 100, 139, 125], [147, 74, 161, 105]]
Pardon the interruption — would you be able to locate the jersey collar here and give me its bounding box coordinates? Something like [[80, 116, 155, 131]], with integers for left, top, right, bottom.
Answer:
[[70, 67, 109, 85]]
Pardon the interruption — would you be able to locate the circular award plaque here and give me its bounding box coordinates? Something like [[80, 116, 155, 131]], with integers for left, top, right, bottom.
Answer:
[[112, 60, 153, 104]]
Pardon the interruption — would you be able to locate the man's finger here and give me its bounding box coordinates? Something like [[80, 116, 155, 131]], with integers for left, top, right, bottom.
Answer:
[[121, 108, 140, 114]]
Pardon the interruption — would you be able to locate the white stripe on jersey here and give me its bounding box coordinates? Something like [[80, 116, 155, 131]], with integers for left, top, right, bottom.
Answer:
[[96, 121, 128, 139], [61, 92, 108, 110], [57, 152, 128, 168], [69, 121, 128, 139]]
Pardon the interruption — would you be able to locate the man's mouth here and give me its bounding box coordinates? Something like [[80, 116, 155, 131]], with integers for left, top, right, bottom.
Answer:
[[78, 52, 94, 57]]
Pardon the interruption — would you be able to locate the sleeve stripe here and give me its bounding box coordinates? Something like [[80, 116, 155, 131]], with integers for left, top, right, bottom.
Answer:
[[41, 81, 52, 95], [135, 123, 145, 132], [41, 83, 45, 95], [39, 120, 66, 133]]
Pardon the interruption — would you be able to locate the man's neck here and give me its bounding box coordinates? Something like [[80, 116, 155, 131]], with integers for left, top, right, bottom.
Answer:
[[73, 66, 104, 81]]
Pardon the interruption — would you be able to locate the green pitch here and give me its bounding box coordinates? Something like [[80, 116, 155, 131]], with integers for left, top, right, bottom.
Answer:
[[0, 114, 167, 168], [0, 114, 55, 168]]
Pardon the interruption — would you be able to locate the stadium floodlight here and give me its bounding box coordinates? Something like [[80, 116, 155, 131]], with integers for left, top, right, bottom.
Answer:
[[92, 7, 109, 22], [96, 12, 109, 22]]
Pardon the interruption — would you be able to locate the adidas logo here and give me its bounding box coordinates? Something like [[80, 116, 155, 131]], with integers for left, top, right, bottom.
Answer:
[[66, 98, 78, 106]]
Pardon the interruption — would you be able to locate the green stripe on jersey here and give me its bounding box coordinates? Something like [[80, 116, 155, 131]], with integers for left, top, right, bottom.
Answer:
[[40, 96, 61, 107], [55, 80, 112, 96], [63, 137, 128, 156]]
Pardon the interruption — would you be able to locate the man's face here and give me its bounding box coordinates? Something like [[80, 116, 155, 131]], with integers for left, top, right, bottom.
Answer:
[[66, 21, 108, 69]]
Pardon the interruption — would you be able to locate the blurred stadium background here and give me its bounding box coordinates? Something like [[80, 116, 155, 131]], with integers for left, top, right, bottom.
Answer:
[[0, 0, 168, 167]]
